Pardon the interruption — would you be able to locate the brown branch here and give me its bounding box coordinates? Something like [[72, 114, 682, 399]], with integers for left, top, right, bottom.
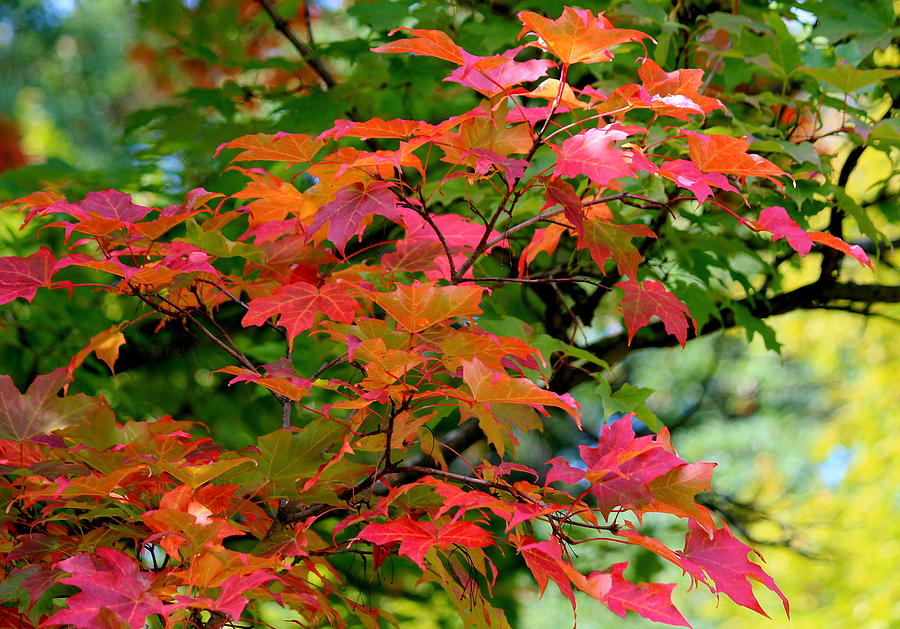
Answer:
[[550, 281, 900, 391], [458, 276, 611, 290], [254, 0, 336, 90]]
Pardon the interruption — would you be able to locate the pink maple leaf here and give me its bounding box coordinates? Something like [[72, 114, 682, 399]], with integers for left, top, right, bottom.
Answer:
[[42, 547, 166, 629], [679, 521, 789, 617], [553, 126, 638, 186], [582, 562, 690, 626], [755, 206, 812, 255], [0, 247, 55, 305], [660, 159, 739, 203], [307, 181, 405, 254]]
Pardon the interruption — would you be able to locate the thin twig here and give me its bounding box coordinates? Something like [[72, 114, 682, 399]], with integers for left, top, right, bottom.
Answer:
[[457, 276, 611, 290], [309, 352, 349, 379], [254, 0, 336, 89]]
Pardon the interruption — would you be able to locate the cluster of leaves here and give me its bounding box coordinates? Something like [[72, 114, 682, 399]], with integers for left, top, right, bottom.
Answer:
[[0, 4, 887, 628]]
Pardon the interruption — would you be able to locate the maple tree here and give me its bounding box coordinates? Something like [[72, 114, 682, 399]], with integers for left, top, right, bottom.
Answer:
[[0, 2, 896, 628]]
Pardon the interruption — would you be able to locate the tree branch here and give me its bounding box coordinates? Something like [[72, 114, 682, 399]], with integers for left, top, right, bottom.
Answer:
[[254, 0, 336, 89], [550, 281, 900, 391]]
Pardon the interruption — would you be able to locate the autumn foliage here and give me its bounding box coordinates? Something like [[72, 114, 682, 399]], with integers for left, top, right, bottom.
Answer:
[[0, 7, 874, 628]]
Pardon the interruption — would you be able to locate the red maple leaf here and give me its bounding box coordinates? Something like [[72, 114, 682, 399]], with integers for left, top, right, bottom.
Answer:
[[515, 536, 577, 608], [242, 281, 359, 345], [639, 59, 723, 117], [307, 181, 406, 254], [616, 280, 696, 347], [659, 159, 739, 203], [548, 417, 706, 518], [0, 247, 55, 305], [358, 517, 491, 569], [462, 358, 581, 424], [317, 117, 435, 141], [43, 547, 166, 629], [581, 562, 690, 626], [638, 461, 718, 535], [517, 7, 652, 65], [679, 521, 790, 617], [173, 570, 276, 621], [383, 209, 504, 280], [553, 126, 638, 186]]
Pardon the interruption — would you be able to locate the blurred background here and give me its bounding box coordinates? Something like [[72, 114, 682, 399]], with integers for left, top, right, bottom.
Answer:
[[1, 0, 898, 627]]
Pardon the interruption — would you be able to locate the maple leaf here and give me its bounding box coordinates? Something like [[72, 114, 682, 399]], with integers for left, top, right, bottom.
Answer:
[[307, 181, 405, 254], [522, 78, 588, 109], [679, 521, 790, 617], [543, 177, 585, 228], [578, 215, 656, 279], [755, 206, 812, 255], [218, 359, 312, 402], [444, 48, 555, 97], [517, 7, 652, 65], [519, 224, 568, 275], [0, 247, 55, 305], [230, 168, 309, 225], [600, 59, 725, 121], [174, 570, 276, 621], [581, 562, 690, 627], [251, 424, 347, 496], [462, 358, 580, 424], [142, 485, 246, 556], [755, 206, 873, 269], [214, 132, 324, 163], [553, 126, 639, 186], [242, 281, 359, 345], [637, 59, 724, 116], [642, 462, 718, 534], [48, 189, 152, 238], [808, 231, 873, 269], [548, 417, 693, 517], [132, 189, 217, 240], [659, 159, 740, 203], [358, 517, 490, 569], [357, 281, 484, 333], [515, 535, 577, 608], [43, 547, 166, 629], [616, 280, 696, 347], [684, 131, 786, 185], [431, 327, 541, 374], [67, 325, 127, 375], [317, 117, 434, 141], [0, 367, 114, 441], [383, 211, 494, 280], [371, 28, 465, 64], [438, 101, 532, 166]]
